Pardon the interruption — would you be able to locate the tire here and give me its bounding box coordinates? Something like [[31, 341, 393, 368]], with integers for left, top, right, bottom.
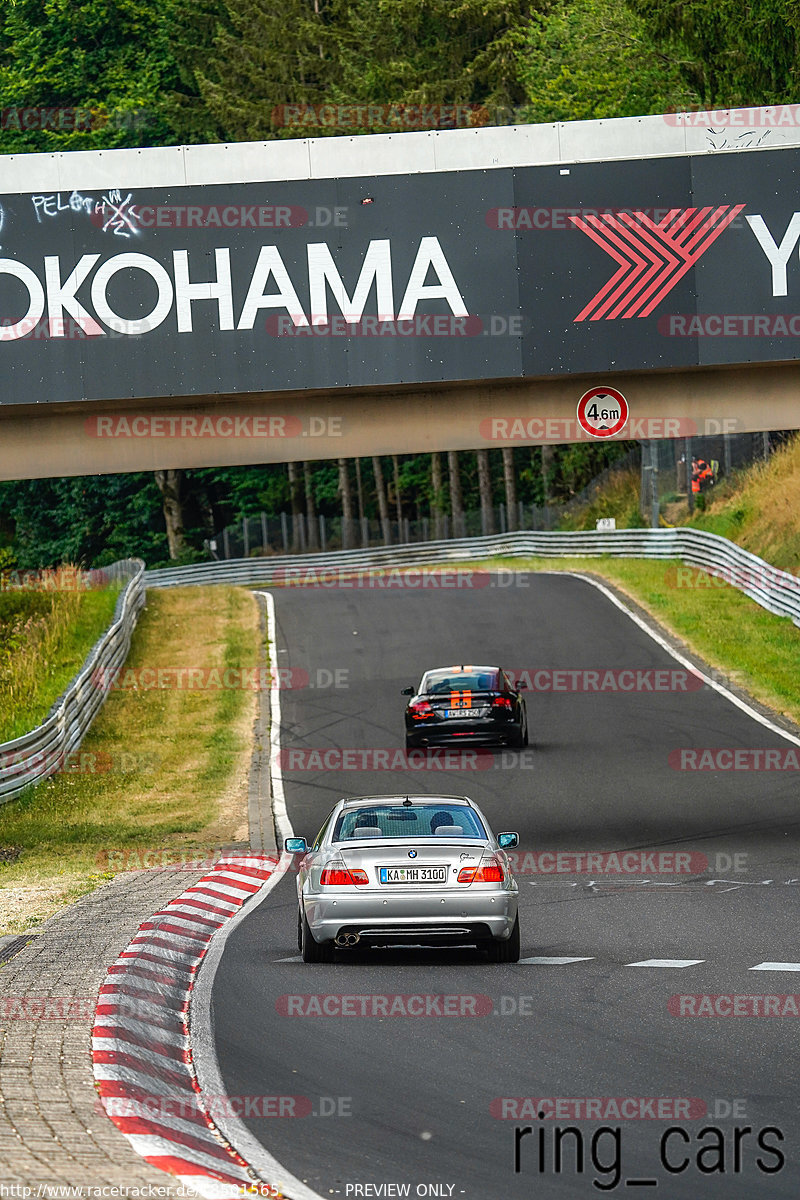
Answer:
[[300, 905, 335, 963], [484, 914, 521, 963], [296, 907, 303, 952], [510, 715, 528, 749], [405, 735, 419, 751]]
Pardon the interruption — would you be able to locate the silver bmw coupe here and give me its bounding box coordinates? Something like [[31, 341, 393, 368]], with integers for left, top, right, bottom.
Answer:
[[285, 794, 520, 963]]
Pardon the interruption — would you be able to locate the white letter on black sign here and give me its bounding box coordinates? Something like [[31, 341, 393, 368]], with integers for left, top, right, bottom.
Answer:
[[237, 246, 309, 329], [746, 213, 800, 296], [173, 248, 234, 332], [397, 236, 467, 319], [45, 254, 104, 336], [0, 260, 45, 340], [307, 240, 393, 325], [91, 253, 174, 335]]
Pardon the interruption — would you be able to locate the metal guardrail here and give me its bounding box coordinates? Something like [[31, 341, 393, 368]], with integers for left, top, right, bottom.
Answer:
[[0, 559, 145, 804], [145, 528, 800, 628]]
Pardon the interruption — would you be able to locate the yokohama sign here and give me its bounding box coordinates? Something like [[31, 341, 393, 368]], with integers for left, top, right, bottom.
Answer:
[[0, 148, 799, 405]]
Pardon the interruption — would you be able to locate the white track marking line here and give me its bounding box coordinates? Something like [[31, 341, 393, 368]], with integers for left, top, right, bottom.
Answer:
[[750, 961, 800, 971], [189, 590, 324, 1200], [519, 956, 595, 965], [548, 571, 800, 747], [626, 959, 705, 968]]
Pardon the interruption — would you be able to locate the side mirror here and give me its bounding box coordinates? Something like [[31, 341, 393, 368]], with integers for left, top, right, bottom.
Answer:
[[401, 686, 415, 696], [497, 832, 519, 849], [284, 837, 308, 853], [516, 681, 527, 691]]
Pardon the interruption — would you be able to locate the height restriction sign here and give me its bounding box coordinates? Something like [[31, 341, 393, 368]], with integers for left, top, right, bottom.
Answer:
[[577, 387, 629, 438]]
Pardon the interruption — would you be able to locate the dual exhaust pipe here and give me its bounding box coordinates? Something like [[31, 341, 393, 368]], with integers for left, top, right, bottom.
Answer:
[[335, 931, 361, 947]]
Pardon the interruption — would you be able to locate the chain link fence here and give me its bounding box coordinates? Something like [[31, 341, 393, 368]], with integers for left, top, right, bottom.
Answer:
[[639, 430, 788, 525], [205, 448, 642, 559]]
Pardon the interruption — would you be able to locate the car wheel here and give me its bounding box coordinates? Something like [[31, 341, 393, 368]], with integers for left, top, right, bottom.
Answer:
[[405, 735, 418, 751], [510, 718, 527, 749], [300, 904, 335, 963], [484, 914, 521, 963]]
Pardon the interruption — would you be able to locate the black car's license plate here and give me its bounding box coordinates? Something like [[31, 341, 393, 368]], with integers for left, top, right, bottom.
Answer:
[[379, 866, 448, 884]]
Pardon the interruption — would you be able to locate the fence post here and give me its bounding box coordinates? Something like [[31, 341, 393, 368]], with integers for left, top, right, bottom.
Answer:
[[223, 527, 230, 559], [319, 514, 326, 552], [280, 512, 289, 552], [243, 517, 249, 557], [261, 512, 268, 552]]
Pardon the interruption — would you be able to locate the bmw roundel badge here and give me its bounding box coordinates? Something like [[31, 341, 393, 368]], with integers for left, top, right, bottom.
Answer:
[[408, 849, 417, 859]]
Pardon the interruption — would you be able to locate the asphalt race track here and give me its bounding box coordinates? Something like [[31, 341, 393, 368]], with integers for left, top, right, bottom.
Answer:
[[211, 573, 800, 1199]]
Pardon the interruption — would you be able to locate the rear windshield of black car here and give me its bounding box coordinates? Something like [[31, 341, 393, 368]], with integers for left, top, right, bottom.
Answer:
[[333, 804, 487, 841], [422, 670, 500, 693]]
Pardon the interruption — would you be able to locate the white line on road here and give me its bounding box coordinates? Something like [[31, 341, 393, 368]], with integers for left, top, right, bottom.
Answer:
[[626, 959, 705, 968], [750, 961, 800, 971], [519, 956, 595, 965]]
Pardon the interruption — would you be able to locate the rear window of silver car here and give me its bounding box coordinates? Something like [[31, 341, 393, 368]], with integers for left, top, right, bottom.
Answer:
[[333, 804, 486, 841]]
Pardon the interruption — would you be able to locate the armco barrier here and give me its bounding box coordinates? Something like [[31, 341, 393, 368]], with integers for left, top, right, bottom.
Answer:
[[0, 559, 145, 804], [144, 528, 800, 628]]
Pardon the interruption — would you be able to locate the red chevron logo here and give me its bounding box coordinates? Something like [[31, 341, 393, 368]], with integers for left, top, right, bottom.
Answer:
[[571, 205, 745, 321]]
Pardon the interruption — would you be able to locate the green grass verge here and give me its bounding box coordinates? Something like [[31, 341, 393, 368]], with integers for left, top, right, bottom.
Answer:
[[0, 585, 259, 935], [0, 586, 121, 743]]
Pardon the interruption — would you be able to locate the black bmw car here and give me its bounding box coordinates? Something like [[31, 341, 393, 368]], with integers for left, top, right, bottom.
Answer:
[[402, 665, 528, 750]]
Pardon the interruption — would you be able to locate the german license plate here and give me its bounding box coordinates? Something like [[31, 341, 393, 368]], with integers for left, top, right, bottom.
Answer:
[[380, 866, 447, 884], [444, 708, 482, 718]]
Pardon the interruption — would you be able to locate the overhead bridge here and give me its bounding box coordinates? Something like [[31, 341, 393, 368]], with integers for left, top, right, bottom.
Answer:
[[1, 105, 799, 478]]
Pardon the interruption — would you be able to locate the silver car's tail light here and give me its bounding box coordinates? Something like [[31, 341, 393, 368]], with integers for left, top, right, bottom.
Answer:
[[457, 852, 505, 883], [320, 854, 368, 886]]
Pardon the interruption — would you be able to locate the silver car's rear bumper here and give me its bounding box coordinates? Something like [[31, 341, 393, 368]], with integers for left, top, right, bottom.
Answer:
[[305, 887, 518, 942]]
